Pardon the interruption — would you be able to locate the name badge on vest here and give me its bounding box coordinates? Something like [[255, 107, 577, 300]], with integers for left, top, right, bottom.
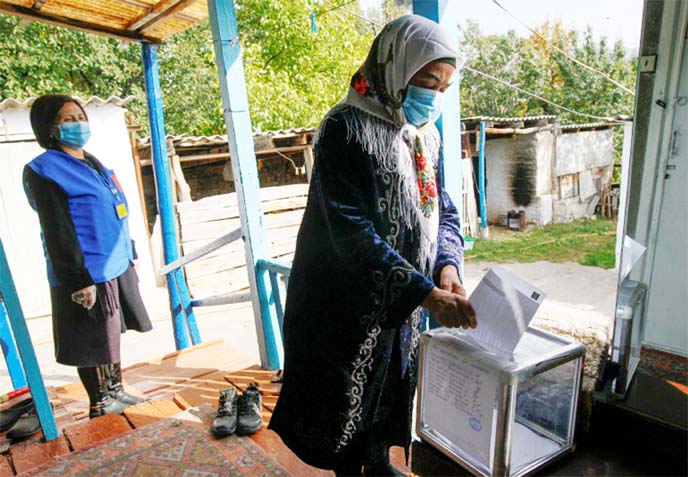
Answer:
[[116, 202, 128, 219]]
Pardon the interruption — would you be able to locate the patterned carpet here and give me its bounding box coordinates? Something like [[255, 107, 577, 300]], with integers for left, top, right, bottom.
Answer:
[[639, 347, 688, 385], [25, 406, 291, 477]]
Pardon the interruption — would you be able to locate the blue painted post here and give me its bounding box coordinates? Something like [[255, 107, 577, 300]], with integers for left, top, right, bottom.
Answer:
[[0, 240, 58, 440], [412, 0, 463, 210], [207, 0, 283, 370], [415, 0, 464, 330], [141, 43, 201, 349], [478, 121, 489, 238], [0, 301, 27, 389]]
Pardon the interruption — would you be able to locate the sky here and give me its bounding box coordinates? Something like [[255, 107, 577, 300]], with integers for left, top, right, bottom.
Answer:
[[360, 0, 645, 53]]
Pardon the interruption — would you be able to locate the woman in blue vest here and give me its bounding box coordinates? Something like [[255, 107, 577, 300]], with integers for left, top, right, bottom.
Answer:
[[23, 94, 153, 419]]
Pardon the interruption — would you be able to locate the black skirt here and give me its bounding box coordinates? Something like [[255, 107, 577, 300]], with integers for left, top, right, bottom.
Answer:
[[50, 264, 152, 367]]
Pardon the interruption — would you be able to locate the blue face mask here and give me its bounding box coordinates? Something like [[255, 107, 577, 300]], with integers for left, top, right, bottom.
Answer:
[[57, 121, 91, 149], [402, 84, 445, 127]]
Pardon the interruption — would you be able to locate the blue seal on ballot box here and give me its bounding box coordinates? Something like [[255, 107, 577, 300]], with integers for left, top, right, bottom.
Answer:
[[469, 417, 482, 432]]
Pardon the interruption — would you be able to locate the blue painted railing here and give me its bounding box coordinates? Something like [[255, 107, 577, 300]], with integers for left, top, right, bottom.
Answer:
[[0, 239, 59, 440], [257, 258, 291, 334]]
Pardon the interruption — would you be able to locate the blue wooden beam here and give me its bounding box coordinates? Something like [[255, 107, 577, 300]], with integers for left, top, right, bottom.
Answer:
[[0, 240, 58, 440], [141, 43, 201, 349], [0, 302, 26, 389], [412, 0, 463, 211], [0, 300, 26, 389], [207, 0, 283, 370]]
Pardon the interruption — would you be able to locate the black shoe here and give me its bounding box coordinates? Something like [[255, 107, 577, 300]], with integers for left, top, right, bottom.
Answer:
[[105, 363, 148, 406], [0, 398, 34, 432], [7, 407, 41, 441], [236, 385, 262, 435], [77, 366, 131, 419], [212, 387, 238, 437]]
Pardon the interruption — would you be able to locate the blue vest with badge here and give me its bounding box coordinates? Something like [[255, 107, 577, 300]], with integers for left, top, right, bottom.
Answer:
[[25, 149, 133, 286]]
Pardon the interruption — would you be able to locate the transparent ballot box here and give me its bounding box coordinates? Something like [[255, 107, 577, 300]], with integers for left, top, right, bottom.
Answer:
[[416, 327, 585, 477]]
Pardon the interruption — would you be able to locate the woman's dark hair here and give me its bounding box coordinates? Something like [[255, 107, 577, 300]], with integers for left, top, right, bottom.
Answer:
[[29, 94, 88, 149]]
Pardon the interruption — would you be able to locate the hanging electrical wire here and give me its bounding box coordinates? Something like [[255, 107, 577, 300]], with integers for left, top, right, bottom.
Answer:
[[322, 0, 384, 29], [491, 0, 635, 96], [463, 65, 622, 122]]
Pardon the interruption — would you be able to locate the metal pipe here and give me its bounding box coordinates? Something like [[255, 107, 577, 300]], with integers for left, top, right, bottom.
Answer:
[[0, 301, 27, 389], [479, 121, 489, 239], [141, 43, 200, 349]]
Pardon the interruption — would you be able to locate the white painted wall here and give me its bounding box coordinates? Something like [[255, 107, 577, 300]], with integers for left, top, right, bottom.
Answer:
[[0, 102, 155, 319], [484, 131, 554, 226]]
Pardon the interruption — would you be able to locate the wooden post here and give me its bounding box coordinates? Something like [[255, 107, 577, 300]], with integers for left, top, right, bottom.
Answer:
[[207, 0, 283, 369], [126, 113, 150, 236], [141, 42, 201, 349], [0, 240, 58, 440], [303, 146, 314, 182]]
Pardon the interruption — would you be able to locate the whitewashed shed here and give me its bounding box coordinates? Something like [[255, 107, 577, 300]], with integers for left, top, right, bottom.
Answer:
[[462, 116, 617, 227], [0, 96, 155, 319]]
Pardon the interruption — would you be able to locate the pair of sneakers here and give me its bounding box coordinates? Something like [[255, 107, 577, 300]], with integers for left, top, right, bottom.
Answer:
[[211, 385, 262, 437]]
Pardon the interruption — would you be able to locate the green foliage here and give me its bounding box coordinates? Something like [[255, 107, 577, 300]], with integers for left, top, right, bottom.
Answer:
[[0, 14, 144, 111], [0, 2, 373, 135], [236, 0, 373, 131], [0, 10, 637, 140], [465, 218, 617, 269], [459, 20, 637, 122]]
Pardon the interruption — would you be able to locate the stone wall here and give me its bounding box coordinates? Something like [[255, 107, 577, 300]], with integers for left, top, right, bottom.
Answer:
[[140, 150, 308, 233]]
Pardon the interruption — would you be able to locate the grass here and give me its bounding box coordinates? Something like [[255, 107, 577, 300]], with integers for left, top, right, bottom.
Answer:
[[465, 217, 617, 269]]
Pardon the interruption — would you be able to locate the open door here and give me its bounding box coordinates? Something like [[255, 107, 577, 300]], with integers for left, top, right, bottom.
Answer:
[[599, 0, 688, 424]]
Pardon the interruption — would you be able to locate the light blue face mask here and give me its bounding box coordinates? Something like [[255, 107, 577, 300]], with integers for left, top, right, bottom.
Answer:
[[57, 121, 91, 149], [402, 84, 445, 127]]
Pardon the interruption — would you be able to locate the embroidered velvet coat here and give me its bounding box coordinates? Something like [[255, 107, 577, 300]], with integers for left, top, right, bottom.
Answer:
[[268, 108, 464, 469]]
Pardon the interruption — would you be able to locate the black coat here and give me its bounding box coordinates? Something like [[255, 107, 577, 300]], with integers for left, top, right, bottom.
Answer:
[[268, 109, 464, 469]]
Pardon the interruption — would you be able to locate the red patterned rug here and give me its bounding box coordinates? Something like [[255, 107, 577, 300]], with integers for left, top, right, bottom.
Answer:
[[639, 347, 688, 385], [24, 406, 291, 476]]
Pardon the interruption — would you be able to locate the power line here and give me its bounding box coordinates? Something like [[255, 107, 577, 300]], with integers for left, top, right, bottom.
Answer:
[[322, 0, 384, 29], [491, 0, 635, 96], [462, 65, 620, 122]]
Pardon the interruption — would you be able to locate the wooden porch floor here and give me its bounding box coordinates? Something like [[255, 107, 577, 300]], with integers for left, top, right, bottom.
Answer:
[[0, 339, 411, 476]]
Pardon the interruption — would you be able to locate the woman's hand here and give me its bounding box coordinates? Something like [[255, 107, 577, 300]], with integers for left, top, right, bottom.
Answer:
[[439, 265, 467, 297], [422, 287, 476, 329], [71, 285, 97, 310]]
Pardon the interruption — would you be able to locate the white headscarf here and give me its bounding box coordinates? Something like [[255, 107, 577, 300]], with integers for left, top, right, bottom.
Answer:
[[317, 15, 462, 275]]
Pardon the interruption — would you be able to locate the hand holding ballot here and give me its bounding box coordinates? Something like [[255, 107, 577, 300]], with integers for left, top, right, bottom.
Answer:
[[422, 265, 477, 329]]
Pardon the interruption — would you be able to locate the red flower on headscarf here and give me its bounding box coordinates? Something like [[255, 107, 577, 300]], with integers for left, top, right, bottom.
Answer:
[[417, 155, 427, 169], [426, 181, 437, 197], [352, 72, 369, 96]]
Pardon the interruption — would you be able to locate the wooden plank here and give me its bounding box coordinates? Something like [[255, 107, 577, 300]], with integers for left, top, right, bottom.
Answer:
[[173, 370, 235, 410], [123, 399, 184, 428], [180, 209, 303, 243], [178, 195, 307, 225]]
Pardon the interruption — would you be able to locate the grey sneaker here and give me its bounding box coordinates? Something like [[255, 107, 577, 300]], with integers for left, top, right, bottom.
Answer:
[[212, 387, 238, 436], [237, 385, 262, 435]]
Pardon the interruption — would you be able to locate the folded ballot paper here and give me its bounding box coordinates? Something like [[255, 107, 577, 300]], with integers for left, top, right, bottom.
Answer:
[[462, 266, 546, 357]]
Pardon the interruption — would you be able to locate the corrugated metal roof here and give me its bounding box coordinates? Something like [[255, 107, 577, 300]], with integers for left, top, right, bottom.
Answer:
[[560, 122, 615, 130], [0, 95, 135, 112], [0, 0, 208, 43], [462, 115, 559, 124], [137, 128, 317, 148]]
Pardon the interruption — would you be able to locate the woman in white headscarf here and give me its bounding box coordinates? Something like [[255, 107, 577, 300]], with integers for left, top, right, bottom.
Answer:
[[269, 15, 476, 476]]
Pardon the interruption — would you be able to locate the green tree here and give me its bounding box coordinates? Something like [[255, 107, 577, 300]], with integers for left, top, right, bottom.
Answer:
[[0, 14, 144, 114], [459, 20, 637, 122]]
